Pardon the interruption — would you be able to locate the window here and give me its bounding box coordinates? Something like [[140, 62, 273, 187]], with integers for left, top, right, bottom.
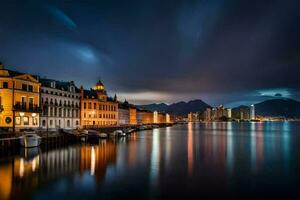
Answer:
[[15, 117, 21, 125], [21, 96, 26, 104], [3, 82, 8, 88], [22, 84, 27, 91], [88, 102, 91, 109], [94, 103, 96, 109], [67, 120, 70, 127], [33, 118, 38, 125], [84, 102, 86, 109], [42, 120, 46, 126], [23, 116, 29, 125], [28, 85, 33, 92], [29, 97, 33, 105], [50, 120, 53, 126], [29, 98, 34, 110]]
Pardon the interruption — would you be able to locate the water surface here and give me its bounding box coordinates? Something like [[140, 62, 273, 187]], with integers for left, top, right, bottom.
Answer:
[[1, 122, 300, 199]]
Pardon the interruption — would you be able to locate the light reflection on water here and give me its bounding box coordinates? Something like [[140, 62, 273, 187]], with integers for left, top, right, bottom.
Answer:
[[1, 122, 300, 199]]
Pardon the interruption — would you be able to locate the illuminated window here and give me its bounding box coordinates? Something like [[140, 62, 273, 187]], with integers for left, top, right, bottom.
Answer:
[[23, 117, 29, 125], [16, 117, 21, 125], [33, 118, 38, 125]]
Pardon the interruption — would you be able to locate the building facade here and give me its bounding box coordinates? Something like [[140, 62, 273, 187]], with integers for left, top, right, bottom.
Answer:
[[204, 106, 232, 121], [137, 109, 153, 125], [0, 64, 41, 131], [80, 81, 118, 127], [118, 103, 129, 125], [40, 79, 80, 130], [118, 100, 137, 125], [250, 104, 255, 120], [129, 107, 137, 125]]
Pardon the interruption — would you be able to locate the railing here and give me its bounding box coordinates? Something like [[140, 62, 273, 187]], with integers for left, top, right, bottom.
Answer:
[[14, 102, 42, 113], [14, 102, 26, 112]]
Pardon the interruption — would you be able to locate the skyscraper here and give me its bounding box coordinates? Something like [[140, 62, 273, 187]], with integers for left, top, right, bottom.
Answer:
[[250, 104, 255, 120]]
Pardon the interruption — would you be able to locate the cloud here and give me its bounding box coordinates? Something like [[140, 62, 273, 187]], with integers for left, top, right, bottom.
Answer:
[[47, 5, 77, 30]]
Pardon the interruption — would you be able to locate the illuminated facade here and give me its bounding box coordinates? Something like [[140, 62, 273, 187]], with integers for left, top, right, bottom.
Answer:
[[129, 107, 137, 125], [40, 79, 80, 130], [203, 106, 232, 121], [188, 112, 199, 122], [0, 63, 41, 131], [250, 104, 255, 120], [137, 109, 154, 125], [118, 100, 137, 125], [80, 80, 118, 127]]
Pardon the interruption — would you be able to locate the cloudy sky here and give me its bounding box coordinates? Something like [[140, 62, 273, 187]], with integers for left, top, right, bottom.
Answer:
[[1, 0, 300, 107]]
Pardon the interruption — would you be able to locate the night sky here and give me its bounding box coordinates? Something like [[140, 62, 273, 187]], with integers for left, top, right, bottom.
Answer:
[[1, 0, 300, 107]]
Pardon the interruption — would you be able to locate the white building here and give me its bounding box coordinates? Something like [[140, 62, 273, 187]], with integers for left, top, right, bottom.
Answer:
[[40, 79, 80, 130], [250, 104, 255, 120], [118, 102, 129, 125]]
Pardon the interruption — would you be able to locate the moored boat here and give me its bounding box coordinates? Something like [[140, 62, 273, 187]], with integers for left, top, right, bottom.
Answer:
[[99, 133, 108, 138], [19, 134, 42, 148]]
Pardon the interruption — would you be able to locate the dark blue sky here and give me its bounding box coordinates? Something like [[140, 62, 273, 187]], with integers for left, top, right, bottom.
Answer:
[[1, 0, 300, 107]]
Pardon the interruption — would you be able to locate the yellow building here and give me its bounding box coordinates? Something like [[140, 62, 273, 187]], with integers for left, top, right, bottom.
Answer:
[[129, 107, 137, 125], [80, 80, 118, 127], [137, 109, 154, 125], [0, 64, 41, 131]]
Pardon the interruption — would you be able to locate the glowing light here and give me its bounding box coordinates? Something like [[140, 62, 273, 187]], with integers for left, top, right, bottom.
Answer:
[[19, 158, 24, 178], [91, 146, 96, 176], [187, 122, 194, 175], [19, 112, 25, 117]]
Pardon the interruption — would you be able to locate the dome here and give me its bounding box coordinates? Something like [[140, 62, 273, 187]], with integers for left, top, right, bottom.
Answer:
[[95, 80, 105, 91]]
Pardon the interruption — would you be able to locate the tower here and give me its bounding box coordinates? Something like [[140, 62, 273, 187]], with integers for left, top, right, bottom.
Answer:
[[250, 104, 255, 120], [94, 80, 107, 101]]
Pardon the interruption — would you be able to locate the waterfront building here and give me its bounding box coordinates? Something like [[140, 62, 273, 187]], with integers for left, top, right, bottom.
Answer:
[[153, 111, 158, 124], [0, 63, 41, 131], [188, 112, 200, 122], [232, 106, 250, 120], [228, 108, 232, 118], [129, 106, 137, 125], [203, 106, 232, 121], [250, 104, 255, 120], [118, 100, 137, 126], [39, 78, 80, 130], [137, 109, 153, 125], [158, 113, 166, 123], [118, 101, 130, 125], [153, 111, 168, 124], [80, 80, 118, 127], [204, 108, 212, 121], [166, 114, 171, 123]]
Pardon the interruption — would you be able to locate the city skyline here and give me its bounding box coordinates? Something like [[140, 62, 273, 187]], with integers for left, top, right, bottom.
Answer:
[[1, 0, 300, 106]]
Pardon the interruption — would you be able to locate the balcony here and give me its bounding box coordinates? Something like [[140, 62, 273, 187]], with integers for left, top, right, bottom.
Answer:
[[14, 102, 42, 113], [14, 102, 26, 112], [28, 104, 42, 113]]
